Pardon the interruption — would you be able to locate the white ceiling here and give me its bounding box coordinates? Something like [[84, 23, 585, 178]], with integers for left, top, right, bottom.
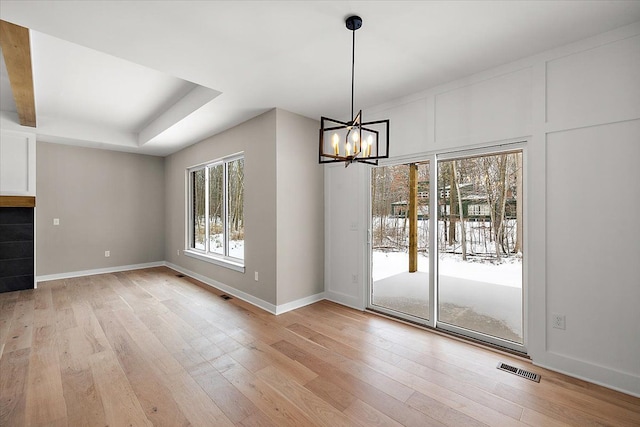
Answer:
[[1, 1, 640, 156]]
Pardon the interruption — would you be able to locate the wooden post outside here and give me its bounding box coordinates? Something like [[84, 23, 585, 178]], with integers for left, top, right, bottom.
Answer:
[[409, 163, 418, 273]]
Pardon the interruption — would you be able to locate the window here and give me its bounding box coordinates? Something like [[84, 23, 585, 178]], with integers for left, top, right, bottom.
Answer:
[[186, 154, 244, 271], [468, 204, 491, 216]]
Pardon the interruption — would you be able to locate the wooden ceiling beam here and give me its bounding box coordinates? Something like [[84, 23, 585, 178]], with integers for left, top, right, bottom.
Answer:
[[0, 20, 36, 127]]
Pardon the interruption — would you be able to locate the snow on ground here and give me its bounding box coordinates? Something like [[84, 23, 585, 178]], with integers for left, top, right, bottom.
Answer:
[[229, 240, 244, 259], [372, 250, 523, 339], [372, 250, 522, 288], [196, 234, 244, 260]]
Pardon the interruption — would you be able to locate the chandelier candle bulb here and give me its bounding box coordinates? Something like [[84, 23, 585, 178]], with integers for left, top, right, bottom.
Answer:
[[332, 133, 340, 155], [346, 141, 352, 156]]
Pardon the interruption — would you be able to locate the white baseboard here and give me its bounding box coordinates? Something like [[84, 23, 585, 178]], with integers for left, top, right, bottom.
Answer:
[[165, 262, 278, 314], [533, 352, 640, 398], [275, 292, 326, 315], [36, 261, 165, 282], [324, 291, 365, 311], [166, 262, 326, 316]]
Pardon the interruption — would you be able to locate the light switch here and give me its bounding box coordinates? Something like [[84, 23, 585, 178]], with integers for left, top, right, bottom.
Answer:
[[53, 218, 60, 226]]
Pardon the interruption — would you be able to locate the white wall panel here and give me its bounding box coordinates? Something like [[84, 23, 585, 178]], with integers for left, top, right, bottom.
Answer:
[[546, 35, 640, 128], [434, 68, 532, 148], [546, 119, 640, 380], [324, 164, 365, 309], [366, 98, 429, 158], [0, 130, 36, 195]]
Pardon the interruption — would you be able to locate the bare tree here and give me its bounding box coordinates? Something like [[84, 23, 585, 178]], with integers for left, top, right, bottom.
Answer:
[[448, 163, 457, 245], [514, 152, 523, 254], [453, 161, 467, 260]]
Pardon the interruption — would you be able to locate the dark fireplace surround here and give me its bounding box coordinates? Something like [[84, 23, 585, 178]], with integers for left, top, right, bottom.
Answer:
[[0, 196, 35, 293]]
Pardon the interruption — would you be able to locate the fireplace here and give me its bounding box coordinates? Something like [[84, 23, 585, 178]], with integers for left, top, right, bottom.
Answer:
[[0, 196, 35, 293]]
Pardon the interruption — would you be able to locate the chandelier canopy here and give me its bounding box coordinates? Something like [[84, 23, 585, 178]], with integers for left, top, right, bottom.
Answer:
[[319, 15, 390, 166]]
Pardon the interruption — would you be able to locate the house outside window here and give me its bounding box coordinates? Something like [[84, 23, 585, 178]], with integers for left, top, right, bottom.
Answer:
[[185, 153, 244, 271]]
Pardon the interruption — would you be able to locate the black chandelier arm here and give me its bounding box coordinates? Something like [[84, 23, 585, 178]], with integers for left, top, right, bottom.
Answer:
[[361, 119, 390, 126]]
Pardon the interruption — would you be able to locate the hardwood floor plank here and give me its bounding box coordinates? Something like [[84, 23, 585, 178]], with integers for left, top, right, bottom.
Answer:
[[343, 398, 404, 427], [189, 358, 260, 423], [520, 408, 573, 427], [284, 323, 415, 402], [304, 376, 358, 411], [493, 382, 626, 427], [406, 390, 490, 427], [255, 364, 354, 427], [3, 299, 34, 354], [88, 350, 152, 427], [0, 268, 637, 426], [58, 326, 107, 426], [236, 411, 279, 427], [270, 339, 445, 427], [0, 298, 17, 358], [211, 353, 319, 427], [95, 307, 191, 425], [24, 342, 67, 426], [345, 340, 525, 426], [160, 370, 235, 427], [60, 365, 106, 426], [0, 348, 29, 426]]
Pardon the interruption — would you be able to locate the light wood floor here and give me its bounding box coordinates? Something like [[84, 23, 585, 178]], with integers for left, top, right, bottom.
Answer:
[[1, 267, 638, 426]]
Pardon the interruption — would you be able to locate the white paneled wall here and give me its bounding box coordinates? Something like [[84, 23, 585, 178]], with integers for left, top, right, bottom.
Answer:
[[0, 130, 36, 195], [434, 67, 532, 148], [324, 164, 368, 310], [324, 21, 640, 396], [546, 35, 640, 129], [367, 98, 429, 158], [546, 120, 640, 390]]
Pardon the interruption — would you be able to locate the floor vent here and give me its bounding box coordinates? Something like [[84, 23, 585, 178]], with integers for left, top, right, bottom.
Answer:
[[497, 362, 541, 382], [175, 274, 185, 278], [220, 294, 232, 300]]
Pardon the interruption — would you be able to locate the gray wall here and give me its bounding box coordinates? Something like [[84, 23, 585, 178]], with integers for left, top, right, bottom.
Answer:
[[275, 109, 324, 305], [164, 108, 324, 309], [36, 142, 165, 275], [164, 109, 278, 304]]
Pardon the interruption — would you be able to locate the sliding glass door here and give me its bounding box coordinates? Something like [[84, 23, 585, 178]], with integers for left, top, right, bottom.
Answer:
[[369, 147, 524, 350]]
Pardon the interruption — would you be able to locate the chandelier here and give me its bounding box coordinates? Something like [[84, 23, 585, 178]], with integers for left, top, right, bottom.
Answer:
[[319, 15, 390, 166]]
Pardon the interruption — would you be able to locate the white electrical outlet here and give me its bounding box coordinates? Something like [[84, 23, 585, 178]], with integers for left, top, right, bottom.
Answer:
[[552, 314, 566, 330], [177, 249, 180, 256], [53, 218, 60, 225], [104, 250, 110, 257], [254, 271, 259, 281]]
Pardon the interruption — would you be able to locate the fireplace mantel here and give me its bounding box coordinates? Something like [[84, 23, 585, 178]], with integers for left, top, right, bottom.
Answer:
[[0, 195, 36, 208]]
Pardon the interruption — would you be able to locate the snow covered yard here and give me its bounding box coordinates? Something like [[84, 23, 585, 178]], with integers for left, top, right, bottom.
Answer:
[[372, 250, 523, 342]]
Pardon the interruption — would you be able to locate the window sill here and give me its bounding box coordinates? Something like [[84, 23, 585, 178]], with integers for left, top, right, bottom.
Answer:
[[183, 250, 245, 273]]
